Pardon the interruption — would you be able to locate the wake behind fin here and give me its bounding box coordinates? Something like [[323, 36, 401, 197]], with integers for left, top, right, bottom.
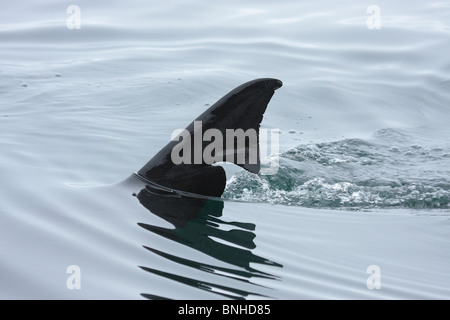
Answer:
[[137, 78, 282, 197]]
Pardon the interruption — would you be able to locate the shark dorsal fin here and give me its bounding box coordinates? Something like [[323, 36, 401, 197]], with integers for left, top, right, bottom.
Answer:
[[137, 78, 282, 197]]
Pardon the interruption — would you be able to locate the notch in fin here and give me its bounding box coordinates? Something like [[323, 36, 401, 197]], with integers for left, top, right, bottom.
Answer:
[[137, 78, 282, 197]]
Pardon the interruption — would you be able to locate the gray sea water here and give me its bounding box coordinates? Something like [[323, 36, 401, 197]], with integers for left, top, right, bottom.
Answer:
[[1, 0, 450, 299]]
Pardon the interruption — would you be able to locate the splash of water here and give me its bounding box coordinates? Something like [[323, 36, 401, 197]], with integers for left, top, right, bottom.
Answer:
[[224, 128, 450, 209]]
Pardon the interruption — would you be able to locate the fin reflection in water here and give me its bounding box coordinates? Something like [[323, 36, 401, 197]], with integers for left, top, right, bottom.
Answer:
[[135, 183, 282, 299]]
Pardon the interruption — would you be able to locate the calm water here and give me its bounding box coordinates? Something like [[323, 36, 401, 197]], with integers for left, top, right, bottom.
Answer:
[[1, 0, 450, 299]]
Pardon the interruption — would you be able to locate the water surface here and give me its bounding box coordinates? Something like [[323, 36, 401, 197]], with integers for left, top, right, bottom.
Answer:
[[1, 0, 450, 299]]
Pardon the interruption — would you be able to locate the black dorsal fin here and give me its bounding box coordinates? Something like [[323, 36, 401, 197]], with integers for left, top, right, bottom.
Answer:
[[137, 78, 282, 197]]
